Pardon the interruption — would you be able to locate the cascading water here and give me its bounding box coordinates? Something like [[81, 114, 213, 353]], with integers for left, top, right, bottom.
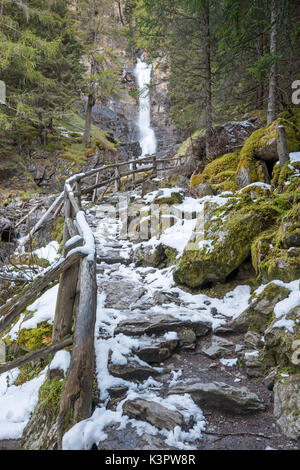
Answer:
[[134, 58, 157, 157]]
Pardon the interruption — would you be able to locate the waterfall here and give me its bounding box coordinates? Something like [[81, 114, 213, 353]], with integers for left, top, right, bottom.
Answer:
[[134, 58, 157, 157]]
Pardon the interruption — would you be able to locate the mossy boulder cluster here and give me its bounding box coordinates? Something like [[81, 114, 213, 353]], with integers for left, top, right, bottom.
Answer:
[[190, 109, 300, 192]]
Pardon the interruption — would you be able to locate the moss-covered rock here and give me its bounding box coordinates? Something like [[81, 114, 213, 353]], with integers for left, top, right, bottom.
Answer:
[[251, 203, 300, 282], [133, 243, 178, 269], [21, 374, 64, 450], [263, 306, 300, 370], [274, 374, 300, 439], [152, 190, 184, 206], [236, 110, 300, 188], [174, 197, 278, 288], [190, 152, 240, 188], [227, 282, 291, 334]]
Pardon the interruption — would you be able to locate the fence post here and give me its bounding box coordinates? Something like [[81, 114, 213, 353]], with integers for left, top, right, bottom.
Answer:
[[132, 161, 136, 184], [152, 155, 157, 177], [277, 125, 289, 168], [52, 192, 79, 342], [115, 166, 121, 191], [75, 180, 81, 208]]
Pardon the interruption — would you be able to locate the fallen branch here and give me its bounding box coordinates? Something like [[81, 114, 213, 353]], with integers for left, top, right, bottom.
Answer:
[[0, 337, 73, 374], [17, 192, 64, 252]]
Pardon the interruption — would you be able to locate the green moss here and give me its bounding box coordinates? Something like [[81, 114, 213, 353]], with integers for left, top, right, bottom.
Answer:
[[153, 191, 183, 205], [39, 377, 65, 415], [174, 197, 274, 288], [191, 152, 240, 187], [14, 360, 47, 386], [236, 110, 300, 188], [17, 322, 53, 351], [51, 216, 64, 252]]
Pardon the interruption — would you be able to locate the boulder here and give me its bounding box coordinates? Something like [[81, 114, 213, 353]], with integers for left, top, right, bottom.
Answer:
[[263, 306, 300, 368], [108, 357, 159, 382], [114, 314, 212, 338], [174, 196, 275, 288], [227, 282, 290, 334], [135, 337, 179, 364], [133, 244, 178, 268], [168, 381, 265, 414], [274, 375, 300, 439], [122, 399, 187, 431], [251, 204, 300, 283]]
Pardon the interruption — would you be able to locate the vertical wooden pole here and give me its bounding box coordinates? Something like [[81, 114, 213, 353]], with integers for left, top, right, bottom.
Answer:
[[115, 166, 121, 192], [132, 161, 136, 185], [75, 180, 81, 209], [277, 126, 289, 168], [57, 253, 97, 449], [92, 171, 100, 203], [152, 155, 157, 177], [52, 194, 79, 343]]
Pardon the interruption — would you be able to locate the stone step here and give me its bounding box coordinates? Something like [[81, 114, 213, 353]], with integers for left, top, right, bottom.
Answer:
[[168, 381, 265, 414], [122, 399, 189, 432], [114, 314, 212, 338]]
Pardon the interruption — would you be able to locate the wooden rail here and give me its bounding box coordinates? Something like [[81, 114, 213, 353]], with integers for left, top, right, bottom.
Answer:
[[0, 152, 186, 448]]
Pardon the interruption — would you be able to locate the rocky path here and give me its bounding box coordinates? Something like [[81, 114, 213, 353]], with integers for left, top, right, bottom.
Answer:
[[61, 200, 300, 450]]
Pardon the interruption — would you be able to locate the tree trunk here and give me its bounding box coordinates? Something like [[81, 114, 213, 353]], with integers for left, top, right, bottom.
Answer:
[[83, 94, 95, 148], [256, 6, 265, 110], [267, 0, 278, 124], [277, 126, 289, 168], [203, 1, 213, 159]]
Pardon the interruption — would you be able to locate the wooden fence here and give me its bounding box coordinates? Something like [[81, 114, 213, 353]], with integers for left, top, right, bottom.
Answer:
[[0, 153, 186, 448]]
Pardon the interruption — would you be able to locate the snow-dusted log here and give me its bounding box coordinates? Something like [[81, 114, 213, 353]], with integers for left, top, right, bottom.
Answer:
[[0, 337, 73, 374]]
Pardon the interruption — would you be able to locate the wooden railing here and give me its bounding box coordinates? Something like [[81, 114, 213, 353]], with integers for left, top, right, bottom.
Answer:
[[0, 153, 186, 448]]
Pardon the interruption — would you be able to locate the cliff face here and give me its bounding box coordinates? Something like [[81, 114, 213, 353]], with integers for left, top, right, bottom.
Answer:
[[150, 59, 183, 159]]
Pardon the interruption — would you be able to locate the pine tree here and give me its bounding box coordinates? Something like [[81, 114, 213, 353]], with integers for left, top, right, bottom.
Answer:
[[0, 0, 84, 145], [72, 0, 121, 148]]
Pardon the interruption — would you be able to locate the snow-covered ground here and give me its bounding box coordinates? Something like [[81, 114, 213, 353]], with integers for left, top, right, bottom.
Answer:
[[0, 190, 299, 449]]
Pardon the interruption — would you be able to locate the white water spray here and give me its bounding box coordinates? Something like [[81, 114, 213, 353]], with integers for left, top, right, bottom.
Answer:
[[134, 58, 157, 156]]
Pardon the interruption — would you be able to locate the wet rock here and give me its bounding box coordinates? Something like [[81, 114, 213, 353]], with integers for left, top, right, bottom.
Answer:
[[122, 398, 187, 431], [201, 335, 234, 359], [108, 356, 159, 382], [168, 381, 265, 414], [114, 314, 212, 338], [228, 282, 290, 334], [135, 337, 179, 364], [274, 375, 300, 439]]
